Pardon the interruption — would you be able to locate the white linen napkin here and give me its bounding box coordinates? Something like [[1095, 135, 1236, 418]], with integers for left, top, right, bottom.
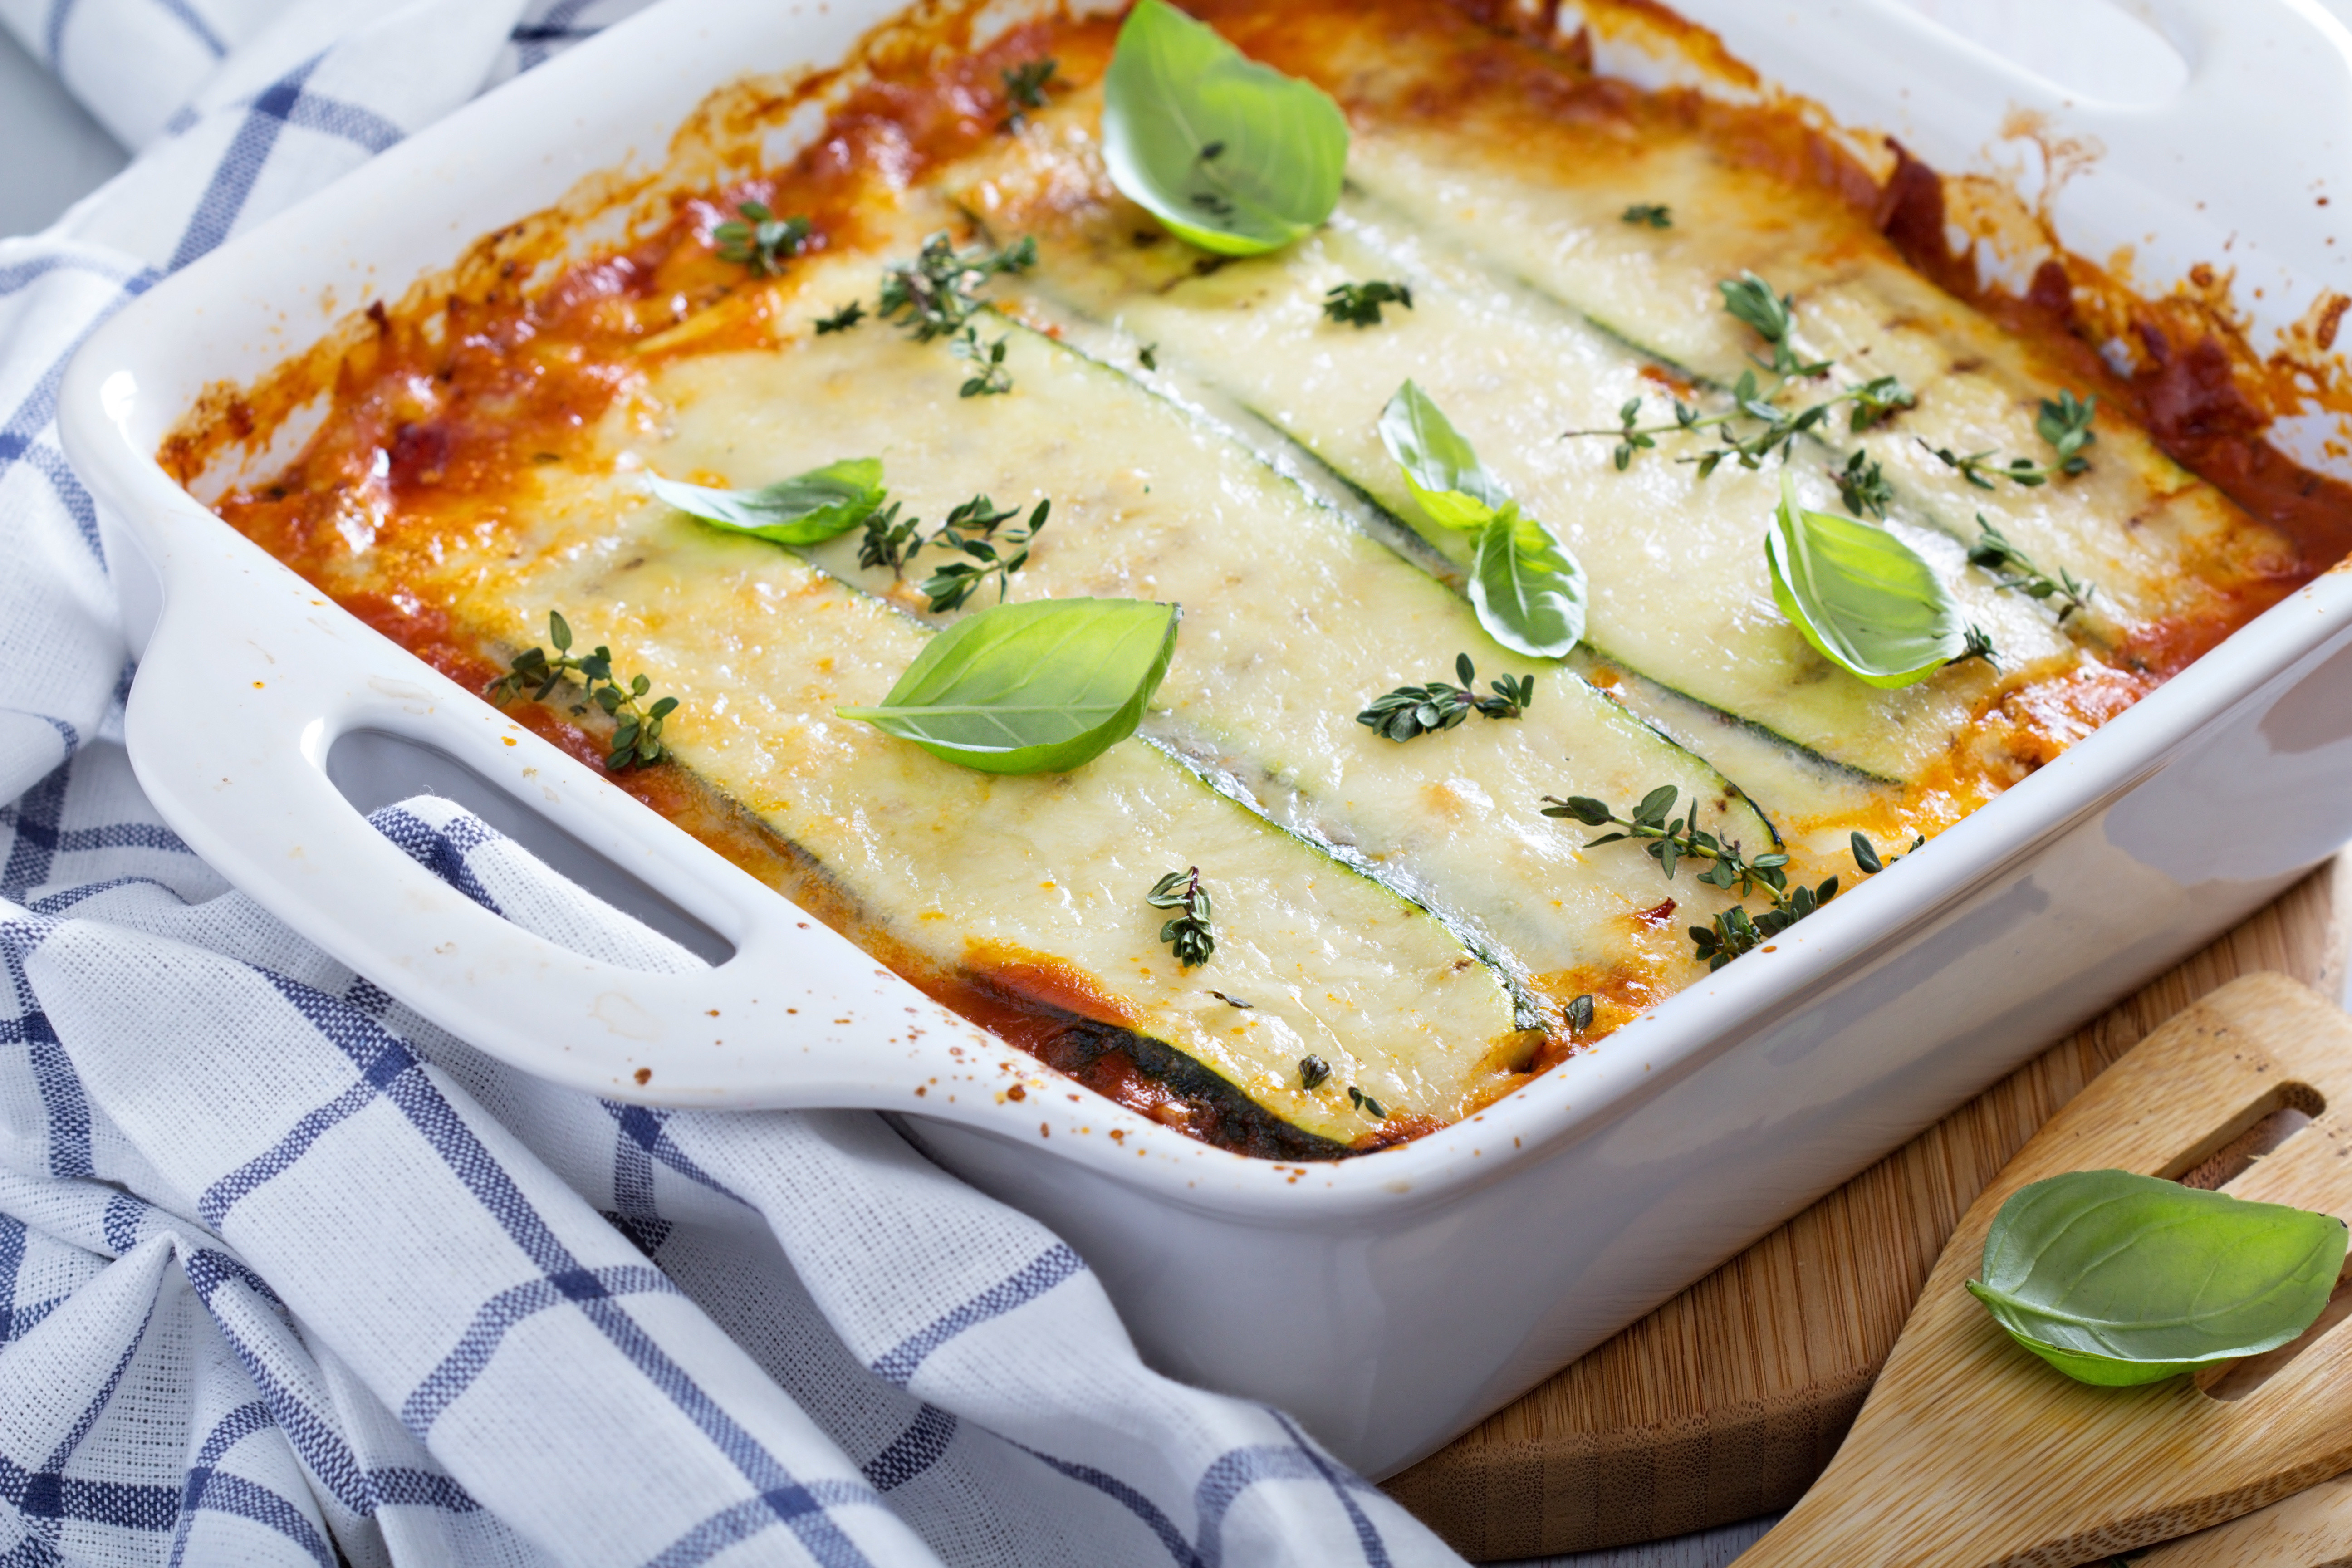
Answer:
[[0, 2, 1468, 1563]]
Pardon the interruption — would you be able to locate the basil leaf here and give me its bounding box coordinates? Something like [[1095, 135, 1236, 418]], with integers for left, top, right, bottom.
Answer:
[[1471, 505, 1585, 658], [1378, 379, 1512, 526], [1101, 0, 1348, 257], [648, 458, 885, 545], [1763, 472, 1965, 689], [1967, 1169, 2348, 1387], [838, 597, 1180, 774]]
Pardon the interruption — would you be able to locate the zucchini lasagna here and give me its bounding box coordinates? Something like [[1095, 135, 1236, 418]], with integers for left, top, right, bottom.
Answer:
[[164, 0, 2351, 1158]]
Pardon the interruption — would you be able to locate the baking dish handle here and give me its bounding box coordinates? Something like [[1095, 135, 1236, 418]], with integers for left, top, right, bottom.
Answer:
[[117, 512, 999, 1109]]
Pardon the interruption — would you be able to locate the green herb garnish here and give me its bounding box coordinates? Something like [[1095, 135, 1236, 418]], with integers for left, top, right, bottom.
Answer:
[[1357, 653, 1533, 741], [858, 502, 924, 575], [1101, 0, 1348, 257], [839, 597, 1178, 774], [1347, 1085, 1387, 1120], [1918, 389, 2099, 490], [486, 612, 680, 772], [916, 497, 1049, 612], [1967, 514, 2094, 623], [1563, 272, 1912, 475], [712, 201, 810, 276], [814, 301, 866, 335], [1147, 865, 1215, 969], [1299, 1054, 1331, 1090], [1001, 57, 1058, 130], [1379, 381, 1587, 657], [1138, 343, 1160, 371], [1849, 830, 1924, 875], [877, 232, 1037, 343], [1622, 203, 1671, 229], [647, 457, 885, 545], [1967, 1169, 2347, 1387], [1540, 784, 1837, 970], [1322, 279, 1413, 328], [951, 327, 1013, 397], [1831, 450, 1893, 519], [1563, 993, 1595, 1035], [1765, 474, 1994, 689]]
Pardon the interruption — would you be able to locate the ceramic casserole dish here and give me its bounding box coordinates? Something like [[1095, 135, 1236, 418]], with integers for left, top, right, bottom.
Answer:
[[57, 0, 2352, 1477]]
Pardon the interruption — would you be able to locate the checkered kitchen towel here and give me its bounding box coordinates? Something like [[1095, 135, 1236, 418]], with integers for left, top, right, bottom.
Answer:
[[0, 2, 1465, 1563]]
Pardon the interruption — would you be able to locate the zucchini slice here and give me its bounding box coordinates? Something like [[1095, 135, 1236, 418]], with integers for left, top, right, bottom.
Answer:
[[430, 466, 1528, 1144], [1338, 127, 2291, 637], [953, 133, 2069, 783], [638, 320, 1775, 1014]]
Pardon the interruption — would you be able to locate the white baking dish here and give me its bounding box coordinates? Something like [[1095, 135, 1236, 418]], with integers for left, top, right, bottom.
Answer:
[[57, 0, 2352, 1480]]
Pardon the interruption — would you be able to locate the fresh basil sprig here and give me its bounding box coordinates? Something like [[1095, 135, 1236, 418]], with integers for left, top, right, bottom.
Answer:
[[1764, 473, 1993, 689], [839, 598, 1179, 774], [1968, 1169, 2347, 1387], [1101, 0, 1348, 257], [648, 459, 885, 546], [1378, 381, 1587, 657]]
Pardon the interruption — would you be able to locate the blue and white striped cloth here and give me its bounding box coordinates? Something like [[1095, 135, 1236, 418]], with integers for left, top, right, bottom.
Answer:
[[0, 2, 1466, 1562]]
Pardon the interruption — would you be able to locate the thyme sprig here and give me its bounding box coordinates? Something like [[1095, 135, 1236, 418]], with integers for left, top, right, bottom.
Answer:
[[486, 612, 680, 772], [814, 302, 865, 335], [1357, 653, 1534, 741], [1832, 449, 1894, 519], [1563, 270, 1913, 476], [1348, 1085, 1387, 1120], [1541, 785, 1839, 971], [917, 497, 1049, 612], [1572, 370, 1912, 476], [712, 201, 810, 276], [951, 327, 1012, 397], [1718, 271, 1832, 379], [1920, 390, 2099, 490], [1147, 866, 1215, 969], [858, 502, 924, 575], [1001, 57, 1058, 131], [1622, 203, 1671, 228], [1967, 514, 2095, 622], [877, 233, 1038, 342], [1322, 279, 1413, 328]]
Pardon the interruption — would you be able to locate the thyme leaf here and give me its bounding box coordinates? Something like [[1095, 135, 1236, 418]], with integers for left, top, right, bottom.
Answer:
[[1147, 865, 1215, 969], [1622, 203, 1671, 228], [1299, 1054, 1331, 1090], [712, 201, 810, 276], [1563, 993, 1596, 1035], [1322, 279, 1413, 328], [485, 611, 680, 772], [1356, 652, 1533, 741], [1347, 1085, 1387, 1119]]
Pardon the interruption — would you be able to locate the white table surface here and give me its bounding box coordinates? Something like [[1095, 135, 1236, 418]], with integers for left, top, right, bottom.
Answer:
[[5, 8, 2344, 1566]]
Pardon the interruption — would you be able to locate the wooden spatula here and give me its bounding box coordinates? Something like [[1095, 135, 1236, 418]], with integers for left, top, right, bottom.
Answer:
[[1736, 971, 2352, 1568]]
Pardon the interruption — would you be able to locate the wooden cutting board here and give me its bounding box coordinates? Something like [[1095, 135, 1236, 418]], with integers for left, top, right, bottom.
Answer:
[[1385, 858, 2352, 1562]]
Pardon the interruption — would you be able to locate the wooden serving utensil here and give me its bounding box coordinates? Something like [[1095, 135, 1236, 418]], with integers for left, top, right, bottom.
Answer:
[[1736, 972, 2352, 1568]]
